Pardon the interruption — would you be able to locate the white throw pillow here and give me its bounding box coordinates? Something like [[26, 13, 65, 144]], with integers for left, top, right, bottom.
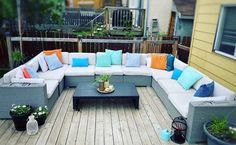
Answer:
[[146, 57, 151, 68], [15, 69, 25, 79], [38, 55, 48, 72]]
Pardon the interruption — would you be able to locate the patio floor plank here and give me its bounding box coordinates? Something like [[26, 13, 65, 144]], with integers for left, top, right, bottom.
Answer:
[[0, 87, 198, 145]]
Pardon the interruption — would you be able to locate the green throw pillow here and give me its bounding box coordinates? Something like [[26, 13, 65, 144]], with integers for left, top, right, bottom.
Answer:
[[177, 66, 203, 90], [96, 53, 111, 67], [105, 49, 122, 65]]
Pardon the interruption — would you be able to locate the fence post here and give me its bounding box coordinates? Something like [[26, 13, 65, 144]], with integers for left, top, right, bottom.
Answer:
[[78, 38, 82, 52], [172, 40, 178, 58], [6, 37, 13, 69]]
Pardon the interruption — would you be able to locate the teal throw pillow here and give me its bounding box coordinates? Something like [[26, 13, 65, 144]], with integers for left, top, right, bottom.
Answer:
[[44, 54, 63, 70], [105, 49, 122, 65], [166, 54, 175, 71], [171, 68, 182, 80], [96, 53, 111, 67], [177, 66, 203, 90], [126, 53, 141, 67], [72, 58, 88, 67]]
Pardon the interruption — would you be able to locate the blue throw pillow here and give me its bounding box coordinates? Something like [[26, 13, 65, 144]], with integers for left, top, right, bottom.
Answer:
[[126, 53, 141, 67], [105, 49, 122, 65], [25, 66, 39, 78], [194, 81, 214, 97], [171, 68, 182, 80], [44, 54, 63, 70], [166, 54, 175, 71], [72, 58, 89, 67], [177, 66, 203, 90], [96, 53, 111, 67]]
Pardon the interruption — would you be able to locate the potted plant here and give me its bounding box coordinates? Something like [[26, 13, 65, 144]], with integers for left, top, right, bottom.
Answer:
[[9, 104, 32, 131], [32, 106, 49, 126], [203, 117, 236, 145], [94, 74, 111, 90], [12, 50, 24, 67]]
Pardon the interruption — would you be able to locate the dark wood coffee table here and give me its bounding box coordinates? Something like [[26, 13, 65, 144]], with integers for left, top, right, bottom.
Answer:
[[73, 82, 139, 111]]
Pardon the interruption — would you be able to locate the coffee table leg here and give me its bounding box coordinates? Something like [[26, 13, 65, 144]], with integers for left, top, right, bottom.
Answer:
[[73, 98, 80, 111], [133, 98, 139, 109]]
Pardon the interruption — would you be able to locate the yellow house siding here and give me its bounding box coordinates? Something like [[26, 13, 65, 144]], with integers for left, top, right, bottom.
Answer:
[[189, 0, 236, 92]]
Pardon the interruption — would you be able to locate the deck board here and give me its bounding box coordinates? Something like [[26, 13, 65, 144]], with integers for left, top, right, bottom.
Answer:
[[0, 87, 202, 145]]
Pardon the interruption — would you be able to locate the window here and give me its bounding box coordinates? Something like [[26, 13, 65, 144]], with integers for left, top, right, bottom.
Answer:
[[214, 6, 236, 59]]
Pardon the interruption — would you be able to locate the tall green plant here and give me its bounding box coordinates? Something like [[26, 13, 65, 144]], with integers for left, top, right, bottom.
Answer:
[[0, 0, 16, 20]]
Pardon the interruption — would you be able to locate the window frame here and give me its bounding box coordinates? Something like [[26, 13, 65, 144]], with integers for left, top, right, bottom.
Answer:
[[214, 5, 236, 60]]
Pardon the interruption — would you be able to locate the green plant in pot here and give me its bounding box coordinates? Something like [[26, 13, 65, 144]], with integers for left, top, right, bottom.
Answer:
[[9, 104, 32, 131], [12, 50, 24, 67], [32, 106, 49, 126], [204, 117, 236, 145], [94, 74, 111, 91]]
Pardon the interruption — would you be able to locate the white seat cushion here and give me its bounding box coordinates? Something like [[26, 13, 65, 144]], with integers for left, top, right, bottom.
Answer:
[[38, 65, 68, 82], [152, 69, 173, 81], [168, 93, 193, 118], [123, 65, 152, 76], [65, 65, 95, 76], [95, 65, 123, 75], [11, 78, 45, 84], [45, 80, 58, 99], [158, 79, 196, 94]]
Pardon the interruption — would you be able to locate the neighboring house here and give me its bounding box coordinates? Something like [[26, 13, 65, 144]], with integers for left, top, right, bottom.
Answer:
[[171, 0, 196, 38], [189, 0, 236, 92], [142, 0, 173, 35]]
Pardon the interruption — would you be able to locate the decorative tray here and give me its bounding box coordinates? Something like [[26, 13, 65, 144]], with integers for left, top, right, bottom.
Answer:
[[97, 87, 115, 94]]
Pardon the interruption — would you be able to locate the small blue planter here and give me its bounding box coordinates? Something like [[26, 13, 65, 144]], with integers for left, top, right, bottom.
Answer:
[[203, 122, 236, 145]]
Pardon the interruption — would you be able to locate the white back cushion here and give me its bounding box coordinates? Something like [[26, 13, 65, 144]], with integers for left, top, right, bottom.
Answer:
[[26, 54, 40, 72], [69, 53, 95, 65], [122, 53, 149, 65], [174, 58, 188, 70], [213, 82, 235, 101], [193, 76, 212, 90], [62, 52, 69, 64], [3, 65, 25, 83]]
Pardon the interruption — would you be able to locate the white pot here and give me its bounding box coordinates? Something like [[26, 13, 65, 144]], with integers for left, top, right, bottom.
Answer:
[[104, 81, 109, 89]]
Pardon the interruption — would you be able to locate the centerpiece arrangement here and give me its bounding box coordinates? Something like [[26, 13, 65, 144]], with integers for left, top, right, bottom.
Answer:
[[204, 117, 236, 145], [94, 74, 114, 93]]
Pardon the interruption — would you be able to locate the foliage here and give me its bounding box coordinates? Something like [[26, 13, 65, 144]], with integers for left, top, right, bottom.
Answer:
[[207, 117, 236, 142], [22, 0, 64, 25], [0, 0, 16, 20], [10, 104, 31, 117], [12, 50, 24, 62], [92, 22, 108, 37], [158, 32, 168, 37], [94, 74, 111, 83], [32, 106, 49, 119]]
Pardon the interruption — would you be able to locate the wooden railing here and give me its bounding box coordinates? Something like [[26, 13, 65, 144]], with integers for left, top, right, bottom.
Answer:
[[5, 36, 179, 69]]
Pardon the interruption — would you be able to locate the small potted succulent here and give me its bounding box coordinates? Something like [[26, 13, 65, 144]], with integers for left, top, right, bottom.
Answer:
[[32, 106, 49, 126], [94, 74, 111, 91], [204, 117, 236, 145], [9, 104, 32, 131]]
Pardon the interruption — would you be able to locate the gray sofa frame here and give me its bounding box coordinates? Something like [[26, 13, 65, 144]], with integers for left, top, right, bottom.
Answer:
[[0, 74, 235, 144]]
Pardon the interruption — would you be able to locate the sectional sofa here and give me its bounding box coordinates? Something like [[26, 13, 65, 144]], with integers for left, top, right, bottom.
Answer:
[[0, 51, 235, 143]]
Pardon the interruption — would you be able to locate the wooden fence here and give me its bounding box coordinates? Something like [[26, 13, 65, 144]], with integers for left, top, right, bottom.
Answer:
[[0, 35, 9, 68]]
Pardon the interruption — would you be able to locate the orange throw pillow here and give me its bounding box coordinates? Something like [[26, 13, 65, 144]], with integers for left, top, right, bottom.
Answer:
[[22, 68, 31, 78], [43, 49, 63, 63], [151, 54, 167, 70]]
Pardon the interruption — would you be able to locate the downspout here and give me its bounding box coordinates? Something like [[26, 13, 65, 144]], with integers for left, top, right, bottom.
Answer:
[[144, 0, 150, 38]]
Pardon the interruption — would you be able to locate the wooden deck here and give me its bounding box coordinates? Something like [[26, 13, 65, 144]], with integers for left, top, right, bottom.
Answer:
[[0, 87, 197, 145]]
